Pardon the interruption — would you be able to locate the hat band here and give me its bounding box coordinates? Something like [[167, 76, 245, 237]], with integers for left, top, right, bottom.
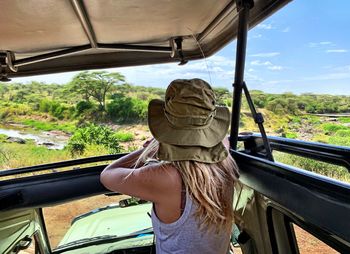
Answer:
[[164, 108, 216, 129]]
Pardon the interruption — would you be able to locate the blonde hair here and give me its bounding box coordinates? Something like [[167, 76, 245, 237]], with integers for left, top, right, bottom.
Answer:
[[136, 139, 239, 231]]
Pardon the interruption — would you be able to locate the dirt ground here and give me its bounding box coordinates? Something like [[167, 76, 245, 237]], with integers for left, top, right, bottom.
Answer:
[[43, 195, 127, 249]]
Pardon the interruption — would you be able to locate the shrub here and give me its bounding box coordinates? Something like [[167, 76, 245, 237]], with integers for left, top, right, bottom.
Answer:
[[107, 93, 148, 123], [75, 100, 94, 116], [39, 99, 68, 119], [66, 124, 121, 156]]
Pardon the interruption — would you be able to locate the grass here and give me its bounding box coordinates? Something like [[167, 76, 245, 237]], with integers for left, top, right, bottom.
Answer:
[[21, 119, 76, 133], [0, 142, 70, 170], [321, 123, 348, 133], [339, 117, 350, 123], [274, 151, 350, 183], [114, 131, 134, 142]]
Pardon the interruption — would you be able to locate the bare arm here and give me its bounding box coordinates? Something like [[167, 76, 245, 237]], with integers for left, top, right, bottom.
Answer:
[[104, 148, 144, 170], [100, 163, 179, 203]]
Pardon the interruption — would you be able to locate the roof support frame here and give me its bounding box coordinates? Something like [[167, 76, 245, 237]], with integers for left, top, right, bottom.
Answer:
[[13, 44, 172, 67], [71, 0, 98, 48], [230, 0, 254, 150]]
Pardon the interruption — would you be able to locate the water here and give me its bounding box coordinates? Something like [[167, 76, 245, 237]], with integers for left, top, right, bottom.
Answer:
[[0, 126, 69, 150]]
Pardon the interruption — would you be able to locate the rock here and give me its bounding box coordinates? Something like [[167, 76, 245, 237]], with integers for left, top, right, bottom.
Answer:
[[48, 130, 70, 137], [41, 142, 55, 146], [276, 128, 284, 134], [6, 137, 26, 144]]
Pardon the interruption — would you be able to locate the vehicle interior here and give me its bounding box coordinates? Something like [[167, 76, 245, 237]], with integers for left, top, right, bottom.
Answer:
[[1, 0, 350, 253]]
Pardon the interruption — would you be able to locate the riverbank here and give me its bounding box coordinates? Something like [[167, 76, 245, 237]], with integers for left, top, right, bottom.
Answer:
[[1, 113, 349, 183]]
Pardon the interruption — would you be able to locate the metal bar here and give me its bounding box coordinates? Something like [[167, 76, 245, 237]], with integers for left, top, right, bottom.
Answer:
[[71, 0, 98, 48], [197, 1, 236, 42], [13, 44, 172, 67], [270, 142, 350, 171], [230, 1, 252, 150], [242, 82, 274, 161], [14, 45, 91, 66], [239, 133, 350, 171], [0, 153, 127, 177], [98, 43, 172, 53]]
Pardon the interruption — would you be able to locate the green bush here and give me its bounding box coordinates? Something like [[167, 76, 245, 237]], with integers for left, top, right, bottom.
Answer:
[[76, 100, 94, 116], [39, 99, 68, 119], [66, 124, 121, 156], [107, 93, 148, 123]]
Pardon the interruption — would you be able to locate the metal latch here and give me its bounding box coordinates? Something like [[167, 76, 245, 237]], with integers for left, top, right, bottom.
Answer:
[[0, 51, 17, 82], [170, 37, 188, 65]]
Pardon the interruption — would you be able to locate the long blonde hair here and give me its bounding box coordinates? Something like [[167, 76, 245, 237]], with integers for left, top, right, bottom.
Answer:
[[135, 139, 239, 231]]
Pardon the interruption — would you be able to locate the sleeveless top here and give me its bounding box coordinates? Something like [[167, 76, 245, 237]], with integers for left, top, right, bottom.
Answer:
[[151, 182, 230, 254]]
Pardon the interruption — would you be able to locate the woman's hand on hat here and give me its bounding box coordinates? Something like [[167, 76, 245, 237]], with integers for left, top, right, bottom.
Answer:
[[222, 136, 230, 150], [142, 137, 155, 148]]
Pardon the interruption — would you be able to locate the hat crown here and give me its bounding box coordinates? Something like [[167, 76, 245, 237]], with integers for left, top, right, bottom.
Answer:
[[164, 79, 217, 128]]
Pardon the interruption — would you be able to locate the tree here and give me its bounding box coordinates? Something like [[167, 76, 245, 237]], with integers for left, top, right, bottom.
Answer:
[[69, 71, 125, 112]]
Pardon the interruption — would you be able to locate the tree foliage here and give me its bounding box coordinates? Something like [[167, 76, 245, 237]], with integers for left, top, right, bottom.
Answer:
[[69, 71, 125, 112]]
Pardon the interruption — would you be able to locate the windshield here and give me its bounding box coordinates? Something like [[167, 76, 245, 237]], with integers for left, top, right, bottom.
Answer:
[[54, 227, 153, 253]]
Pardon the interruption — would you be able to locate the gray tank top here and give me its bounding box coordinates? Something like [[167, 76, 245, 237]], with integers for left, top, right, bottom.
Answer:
[[151, 191, 230, 254]]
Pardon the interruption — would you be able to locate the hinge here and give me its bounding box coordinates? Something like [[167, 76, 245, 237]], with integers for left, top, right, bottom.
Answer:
[[0, 51, 17, 82], [236, 0, 254, 11], [170, 37, 188, 65]]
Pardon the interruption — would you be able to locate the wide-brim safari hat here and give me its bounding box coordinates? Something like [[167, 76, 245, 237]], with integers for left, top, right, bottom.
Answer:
[[148, 78, 230, 163]]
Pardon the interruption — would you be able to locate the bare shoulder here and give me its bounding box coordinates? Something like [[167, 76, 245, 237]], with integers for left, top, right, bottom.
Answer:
[[137, 162, 182, 188]]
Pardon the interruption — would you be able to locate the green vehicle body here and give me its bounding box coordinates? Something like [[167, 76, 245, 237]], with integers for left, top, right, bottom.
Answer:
[[56, 201, 153, 253], [0, 199, 153, 254]]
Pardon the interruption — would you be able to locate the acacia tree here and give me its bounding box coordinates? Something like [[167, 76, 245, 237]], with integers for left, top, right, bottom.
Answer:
[[69, 71, 125, 112]]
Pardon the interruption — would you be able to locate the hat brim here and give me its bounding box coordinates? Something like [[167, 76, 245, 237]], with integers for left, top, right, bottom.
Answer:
[[158, 142, 228, 163], [148, 99, 230, 147]]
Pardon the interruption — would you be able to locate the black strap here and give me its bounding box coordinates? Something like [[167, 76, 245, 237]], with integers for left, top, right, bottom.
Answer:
[[242, 82, 274, 161], [180, 181, 186, 214]]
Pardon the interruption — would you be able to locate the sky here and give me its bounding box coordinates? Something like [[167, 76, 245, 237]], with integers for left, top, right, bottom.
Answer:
[[13, 0, 350, 95]]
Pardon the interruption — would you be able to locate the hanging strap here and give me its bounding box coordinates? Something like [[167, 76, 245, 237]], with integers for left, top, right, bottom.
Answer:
[[242, 82, 274, 161]]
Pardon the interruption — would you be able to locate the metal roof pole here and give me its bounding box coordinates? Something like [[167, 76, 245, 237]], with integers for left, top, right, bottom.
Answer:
[[230, 0, 254, 150]]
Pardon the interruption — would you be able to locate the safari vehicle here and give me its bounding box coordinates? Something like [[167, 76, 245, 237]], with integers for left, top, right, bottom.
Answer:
[[0, 0, 350, 253]]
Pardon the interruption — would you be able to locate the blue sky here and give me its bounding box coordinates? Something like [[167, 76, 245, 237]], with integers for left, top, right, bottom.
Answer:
[[13, 0, 350, 95]]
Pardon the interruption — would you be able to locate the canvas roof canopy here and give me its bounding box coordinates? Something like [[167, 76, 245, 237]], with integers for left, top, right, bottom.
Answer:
[[0, 0, 290, 79]]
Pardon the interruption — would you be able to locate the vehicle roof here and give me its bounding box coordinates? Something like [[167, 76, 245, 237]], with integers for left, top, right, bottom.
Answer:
[[0, 0, 290, 78]]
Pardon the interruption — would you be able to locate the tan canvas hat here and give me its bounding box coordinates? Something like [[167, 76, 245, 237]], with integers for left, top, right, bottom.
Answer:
[[148, 78, 230, 163]]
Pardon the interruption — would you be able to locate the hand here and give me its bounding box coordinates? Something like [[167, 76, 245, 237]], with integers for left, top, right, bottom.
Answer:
[[142, 137, 155, 148], [222, 136, 230, 150]]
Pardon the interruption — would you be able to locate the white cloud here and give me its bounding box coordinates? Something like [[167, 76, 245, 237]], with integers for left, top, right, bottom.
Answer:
[[282, 27, 290, 33], [250, 52, 280, 58], [264, 79, 293, 85], [251, 34, 262, 39], [268, 65, 283, 71], [308, 41, 335, 48], [257, 23, 274, 30], [251, 60, 272, 66], [303, 72, 350, 81], [326, 49, 348, 53]]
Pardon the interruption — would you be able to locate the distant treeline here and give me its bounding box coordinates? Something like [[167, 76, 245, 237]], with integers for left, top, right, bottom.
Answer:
[[0, 71, 349, 125]]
